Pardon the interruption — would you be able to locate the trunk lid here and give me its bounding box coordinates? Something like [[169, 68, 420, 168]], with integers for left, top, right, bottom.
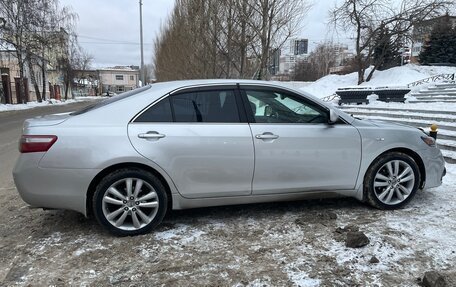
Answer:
[[24, 112, 71, 128]]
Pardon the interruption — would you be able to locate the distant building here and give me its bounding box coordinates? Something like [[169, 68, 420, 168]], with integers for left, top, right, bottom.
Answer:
[[332, 44, 355, 66], [279, 54, 308, 75], [326, 44, 356, 75], [0, 50, 45, 103], [0, 27, 70, 103], [411, 14, 456, 58], [98, 66, 140, 94], [268, 48, 281, 76], [290, 39, 308, 55]]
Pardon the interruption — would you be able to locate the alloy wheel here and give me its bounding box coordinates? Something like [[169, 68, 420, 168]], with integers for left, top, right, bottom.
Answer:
[[102, 177, 159, 231], [373, 159, 415, 205]]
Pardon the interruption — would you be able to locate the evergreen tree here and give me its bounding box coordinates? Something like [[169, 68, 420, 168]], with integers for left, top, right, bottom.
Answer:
[[419, 15, 456, 65], [372, 25, 401, 70]]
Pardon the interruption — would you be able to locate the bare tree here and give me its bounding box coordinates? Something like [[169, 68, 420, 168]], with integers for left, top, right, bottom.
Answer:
[[74, 49, 93, 85], [0, 0, 38, 102], [59, 35, 87, 100], [247, 0, 311, 79], [32, 0, 78, 100], [153, 0, 311, 81], [0, 0, 78, 102], [309, 43, 337, 78], [330, 0, 452, 84], [293, 42, 338, 81]]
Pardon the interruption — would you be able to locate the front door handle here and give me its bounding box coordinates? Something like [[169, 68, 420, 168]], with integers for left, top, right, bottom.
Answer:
[[138, 131, 166, 139], [255, 133, 279, 140]]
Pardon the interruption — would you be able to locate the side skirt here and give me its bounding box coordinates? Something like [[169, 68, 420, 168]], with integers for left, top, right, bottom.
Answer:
[[171, 189, 359, 210]]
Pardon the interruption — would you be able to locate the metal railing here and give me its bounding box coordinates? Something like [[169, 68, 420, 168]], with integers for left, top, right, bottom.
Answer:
[[407, 74, 455, 88], [321, 94, 340, 102]]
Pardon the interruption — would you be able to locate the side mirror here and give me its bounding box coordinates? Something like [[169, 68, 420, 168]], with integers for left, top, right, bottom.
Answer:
[[329, 109, 339, 124]]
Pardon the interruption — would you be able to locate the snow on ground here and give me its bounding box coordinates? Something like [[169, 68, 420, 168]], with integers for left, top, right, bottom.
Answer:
[[0, 96, 105, 112], [301, 64, 456, 98], [273, 81, 313, 90], [341, 101, 456, 112], [3, 166, 455, 286]]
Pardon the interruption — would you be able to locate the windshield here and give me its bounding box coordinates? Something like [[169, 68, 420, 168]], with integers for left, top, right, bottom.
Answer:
[[71, 86, 151, 116]]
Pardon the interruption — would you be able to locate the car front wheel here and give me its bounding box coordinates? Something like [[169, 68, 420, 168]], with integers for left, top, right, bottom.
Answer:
[[364, 152, 420, 209], [93, 168, 167, 236]]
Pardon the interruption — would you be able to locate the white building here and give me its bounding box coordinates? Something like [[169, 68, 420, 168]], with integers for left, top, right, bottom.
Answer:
[[98, 66, 140, 94], [278, 54, 308, 74]]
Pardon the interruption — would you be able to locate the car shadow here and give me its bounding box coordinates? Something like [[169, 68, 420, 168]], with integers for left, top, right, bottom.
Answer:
[[34, 196, 365, 236], [159, 197, 366, 229]]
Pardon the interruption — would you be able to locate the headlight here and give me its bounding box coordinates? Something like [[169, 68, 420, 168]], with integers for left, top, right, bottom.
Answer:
[[421, 136, 436, 147]]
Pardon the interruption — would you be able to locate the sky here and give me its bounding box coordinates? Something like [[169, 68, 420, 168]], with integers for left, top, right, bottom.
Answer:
[[60, 0, 175, 68], [60, 0, 346, 68]]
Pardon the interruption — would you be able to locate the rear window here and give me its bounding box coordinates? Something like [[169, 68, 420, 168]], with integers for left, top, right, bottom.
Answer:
[[135, 97, 173, 122], [71, 86, 151, 115]]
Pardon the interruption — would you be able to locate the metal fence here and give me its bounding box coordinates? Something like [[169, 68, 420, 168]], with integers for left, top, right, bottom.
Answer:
[[407, 74, 455, 88]]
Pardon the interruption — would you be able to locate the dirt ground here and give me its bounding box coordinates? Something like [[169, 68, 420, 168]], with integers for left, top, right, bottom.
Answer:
[[1, 102, 455, 286]]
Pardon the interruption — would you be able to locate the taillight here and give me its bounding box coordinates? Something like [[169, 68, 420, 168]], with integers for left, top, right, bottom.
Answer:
[[19, 135, 58, 153]]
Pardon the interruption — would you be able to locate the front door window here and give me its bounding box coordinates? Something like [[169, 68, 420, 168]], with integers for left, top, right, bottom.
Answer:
[[246, 89, 328, 124]]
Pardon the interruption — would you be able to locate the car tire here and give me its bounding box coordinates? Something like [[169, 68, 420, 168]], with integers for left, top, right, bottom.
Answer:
[[93, 168, 168, 236], [364, 152, 420, 210]]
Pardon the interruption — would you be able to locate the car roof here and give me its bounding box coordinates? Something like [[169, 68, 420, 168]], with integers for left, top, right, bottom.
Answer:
[[147, 79, 294, 91], [68, 79, 354, 126]]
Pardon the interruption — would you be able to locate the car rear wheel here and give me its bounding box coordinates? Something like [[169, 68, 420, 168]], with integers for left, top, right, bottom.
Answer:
[[93, 168, 167, 236], [364, 152, 420, 209]]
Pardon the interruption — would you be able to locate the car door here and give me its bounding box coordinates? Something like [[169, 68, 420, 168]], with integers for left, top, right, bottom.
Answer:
[[242, 87, 362, 195], [128, 87, 254, 199]]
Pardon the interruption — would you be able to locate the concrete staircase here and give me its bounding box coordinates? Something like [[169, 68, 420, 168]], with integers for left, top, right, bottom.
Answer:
[[408, 82, 456, 103], [338, 105, 456, 164]]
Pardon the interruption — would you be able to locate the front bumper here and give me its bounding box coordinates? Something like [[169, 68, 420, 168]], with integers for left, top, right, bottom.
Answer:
[[13, 153, 99, 216], [418, 147, 446, 189]]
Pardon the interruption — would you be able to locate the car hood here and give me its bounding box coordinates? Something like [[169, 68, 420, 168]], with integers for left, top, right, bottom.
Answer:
[[24, 112, 71, 128], [364, 119, 415, 129], [351, 118, 424, 132]]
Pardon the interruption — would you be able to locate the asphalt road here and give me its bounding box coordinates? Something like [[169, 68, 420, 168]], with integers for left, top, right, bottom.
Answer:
[[0, 101, 100, 189]]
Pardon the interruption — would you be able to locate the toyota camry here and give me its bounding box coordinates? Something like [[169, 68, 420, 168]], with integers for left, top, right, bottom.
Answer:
[[13, 80, 446, 235]]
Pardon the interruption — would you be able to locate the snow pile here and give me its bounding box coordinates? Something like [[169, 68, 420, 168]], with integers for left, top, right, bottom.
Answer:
[[273, 81, 313, 90], [301, 64, 456, 98], [0, 96, 104, 112]]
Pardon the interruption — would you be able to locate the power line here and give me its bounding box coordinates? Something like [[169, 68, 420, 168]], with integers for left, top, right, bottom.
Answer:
[[79, 41, 153, 45], [78, 34, 153, 45]]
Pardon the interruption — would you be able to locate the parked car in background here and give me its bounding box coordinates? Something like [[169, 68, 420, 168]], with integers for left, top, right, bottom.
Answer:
[[101, 91, 118, 97], [13, 80, 446, 235]]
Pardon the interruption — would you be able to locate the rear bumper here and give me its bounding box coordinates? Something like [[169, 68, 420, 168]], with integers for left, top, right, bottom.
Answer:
[[13, 153, 98, 216]]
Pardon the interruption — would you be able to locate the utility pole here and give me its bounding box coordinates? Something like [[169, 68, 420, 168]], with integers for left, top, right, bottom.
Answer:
[[139, 0, 145, 86]]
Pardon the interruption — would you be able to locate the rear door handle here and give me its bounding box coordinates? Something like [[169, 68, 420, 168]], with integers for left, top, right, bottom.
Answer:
[[138, 131, 166, 139], [255, 133, 279, 140]]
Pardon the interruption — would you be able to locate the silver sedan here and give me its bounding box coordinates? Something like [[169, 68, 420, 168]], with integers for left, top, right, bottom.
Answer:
[[13, 80, 446, 235]]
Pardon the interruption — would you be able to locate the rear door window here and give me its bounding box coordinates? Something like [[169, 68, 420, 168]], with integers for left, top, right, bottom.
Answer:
[[171, 90, 240, 123], [133, 89, 241, 123]]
